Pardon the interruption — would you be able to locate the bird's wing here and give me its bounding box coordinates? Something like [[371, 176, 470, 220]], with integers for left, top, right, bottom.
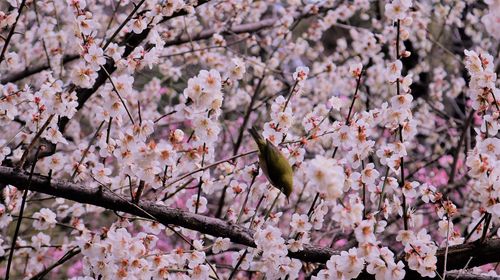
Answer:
[[258, 150, 273, 185]]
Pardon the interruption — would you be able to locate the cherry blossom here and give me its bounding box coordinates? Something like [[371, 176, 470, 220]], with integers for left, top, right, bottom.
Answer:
[[32, 208, 57, 230], [0, 0, 499, 279]]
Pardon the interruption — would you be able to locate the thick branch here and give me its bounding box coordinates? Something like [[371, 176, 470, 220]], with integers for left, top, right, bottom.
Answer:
[[446, 272, 500, 280], [0, 165, 336, 263], [1, 165, 500, 273], [436, 238, 500, 271]]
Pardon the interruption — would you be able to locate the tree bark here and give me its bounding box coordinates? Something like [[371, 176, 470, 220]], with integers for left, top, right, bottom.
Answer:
[[1, 165, 499, 275]]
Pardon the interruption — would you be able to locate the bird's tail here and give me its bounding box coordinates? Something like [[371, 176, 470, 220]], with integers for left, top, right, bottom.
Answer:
[[248, 126, 265, 147]]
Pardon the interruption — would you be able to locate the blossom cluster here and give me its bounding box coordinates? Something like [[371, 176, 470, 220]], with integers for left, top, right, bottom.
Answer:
[[0, 0, 499, 279], [464, 50, 500, 220], [76, 223, 231, 280]]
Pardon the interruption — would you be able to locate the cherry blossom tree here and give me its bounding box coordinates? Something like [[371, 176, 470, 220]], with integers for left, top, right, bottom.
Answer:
[[0, 0, 499, 279]]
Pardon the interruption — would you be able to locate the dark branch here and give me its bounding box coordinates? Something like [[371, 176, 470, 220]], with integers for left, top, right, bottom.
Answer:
[[0, 165, 337, 263], [1, 4, 326, 85], [0, 55, 79, 84], [57, 0, 210, 132], [1, 165, 500, 274]]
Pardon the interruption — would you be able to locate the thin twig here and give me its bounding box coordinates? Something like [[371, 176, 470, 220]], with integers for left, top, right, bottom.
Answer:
[[166, 149, 257, 188], [228, 249, 248, 280], [102, 0, 147, 50], [377, 167, 390, 212], [395, 19, 409, 231], [307, 64, 365, 228], [195, 143, 207, 214], [154, 110, 177, 123], [101, 0, 123, 44], [0, 0, 27, 65], [100, 66, 136, 124], [443, 217, 451, 279], [5, 147, 41, 280], [451, 257, 473, 280], [70, 120, 106, 181], [331, 66, 364, 158], [264, 192, 280, 221], [448, 110, 475, 184], [29, 247, 81, 280], [137, 100, 142, 125], [18, 114, 55, 169], [103, 117, 113, 165], [480, 213, 491, 243], [464, 214, 486, 243], [249, 193, 265, 229], [33, 0, 53, 71], [237, 171, 258, 224]]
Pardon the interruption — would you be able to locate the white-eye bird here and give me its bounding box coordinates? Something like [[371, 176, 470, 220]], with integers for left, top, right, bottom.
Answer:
[[249, 126, 293, 201]]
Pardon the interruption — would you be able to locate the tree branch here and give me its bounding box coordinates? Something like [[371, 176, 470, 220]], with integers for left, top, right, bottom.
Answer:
[[57, 1, 210, 132], [446, 272, 500, 280], [1, 4, 327, 85], [1, 165, 500, 274], [0, 10, 272, 85], [0, 0, 27, 65], [0, 165, 337, 263], [29, 247, 81, 280]]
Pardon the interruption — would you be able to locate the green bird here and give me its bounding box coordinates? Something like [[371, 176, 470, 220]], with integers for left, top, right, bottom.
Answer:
[[249, 126, 293, 201]]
